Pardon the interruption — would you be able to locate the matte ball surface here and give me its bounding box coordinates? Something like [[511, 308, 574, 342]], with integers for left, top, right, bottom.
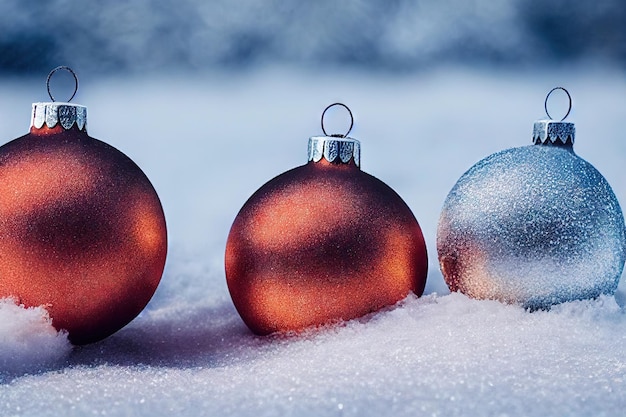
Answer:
[[437, 145, 625, 309], [226, 160, 428, 335], [0, 126, 167, 344]]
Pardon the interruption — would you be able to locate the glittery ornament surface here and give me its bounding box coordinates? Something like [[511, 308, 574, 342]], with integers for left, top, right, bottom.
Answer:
[[226, 158, 428, 335], [437, 145, 625, 309], [0, 124, 167, 344]]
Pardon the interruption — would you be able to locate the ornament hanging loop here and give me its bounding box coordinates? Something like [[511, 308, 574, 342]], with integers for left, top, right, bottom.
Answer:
[[544, 87, 572, 121], [321, 102, 354, 138], [46, 66, 79, 103]]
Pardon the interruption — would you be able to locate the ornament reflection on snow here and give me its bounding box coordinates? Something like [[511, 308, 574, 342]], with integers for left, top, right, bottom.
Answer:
[[0, 67, 167, 344], [226, 103, 428, 335], [437, 87, 626, 309]]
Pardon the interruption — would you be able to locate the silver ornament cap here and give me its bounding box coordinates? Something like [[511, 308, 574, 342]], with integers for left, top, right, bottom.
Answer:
[[307, 136, 361, 167], [31, 102, 87, 132], [31, 66, 87, 132], [532, 87, 575, 146], [532, 120, 574, 146], [307, 102, 360, 167]]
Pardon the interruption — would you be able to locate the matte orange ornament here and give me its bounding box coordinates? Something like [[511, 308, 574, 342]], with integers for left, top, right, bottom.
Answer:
[[0, 67, 167, 344], [225, 103, 427, 335]]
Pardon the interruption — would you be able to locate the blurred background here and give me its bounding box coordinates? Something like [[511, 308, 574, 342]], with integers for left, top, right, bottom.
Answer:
[[0, 0, 625, 75], [0, 0, 625, 293]]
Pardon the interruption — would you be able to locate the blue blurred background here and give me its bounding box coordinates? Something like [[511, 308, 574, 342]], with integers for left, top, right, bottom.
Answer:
[[1, 0, 624, 75]]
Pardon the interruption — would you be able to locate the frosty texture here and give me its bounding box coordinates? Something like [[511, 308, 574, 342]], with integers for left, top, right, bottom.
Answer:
[[0, 298, 71, 377], [438, 145, 626, 308]]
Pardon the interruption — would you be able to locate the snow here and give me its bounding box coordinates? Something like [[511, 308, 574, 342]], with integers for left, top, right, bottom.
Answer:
[[0, 299, 71, 377], [0, 68, 626, 416]]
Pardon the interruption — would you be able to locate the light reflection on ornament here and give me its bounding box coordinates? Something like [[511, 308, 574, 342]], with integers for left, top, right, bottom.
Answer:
[[437, 87, 626, 309], [226, 103, 428, 335], [0, 67, 167, 344]]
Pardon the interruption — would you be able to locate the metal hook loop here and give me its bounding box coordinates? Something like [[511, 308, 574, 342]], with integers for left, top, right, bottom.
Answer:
[[46, 66, 79, 102], [544, 87, 572, 121], [321, 102, 354, 138]]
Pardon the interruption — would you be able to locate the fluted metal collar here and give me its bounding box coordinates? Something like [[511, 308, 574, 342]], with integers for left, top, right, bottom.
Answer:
[[532, 120, 574, 146], [31, 102, 87, 132], [308, 136, 361, 167]]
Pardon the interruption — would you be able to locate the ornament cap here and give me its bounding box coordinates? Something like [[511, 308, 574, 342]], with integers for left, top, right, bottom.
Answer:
[[30, 66, 86, 132], [533, 87, 575, 147], [31, 102, 88, 132], [308, 136, 361, 167], [309, 102, 360, 167], [532, 119, 575, 146]]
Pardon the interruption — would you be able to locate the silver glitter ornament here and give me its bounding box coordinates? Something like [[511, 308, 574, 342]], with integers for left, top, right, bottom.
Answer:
[[437, 88, 626, 309]]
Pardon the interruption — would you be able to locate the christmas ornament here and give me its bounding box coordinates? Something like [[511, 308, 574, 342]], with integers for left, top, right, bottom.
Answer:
[[437, 87, 626, 309], [225, 103, 428, 335], [0, 67, 167, 344]]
